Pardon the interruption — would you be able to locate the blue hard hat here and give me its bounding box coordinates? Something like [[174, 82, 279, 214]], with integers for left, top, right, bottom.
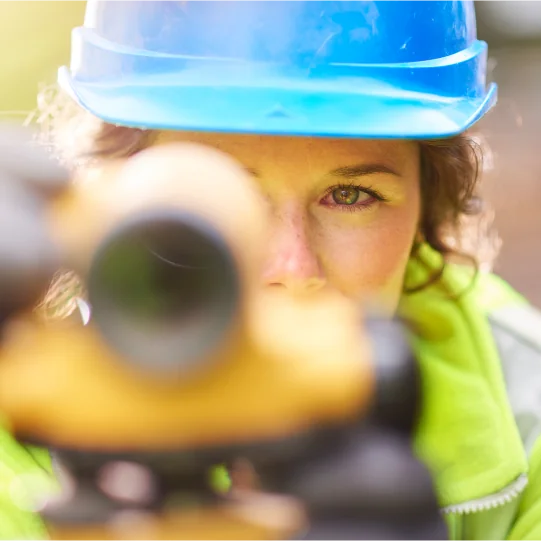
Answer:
[[59, 1, 497, 139]]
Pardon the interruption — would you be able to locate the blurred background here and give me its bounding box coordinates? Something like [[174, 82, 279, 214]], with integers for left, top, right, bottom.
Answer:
[[476, 2, 541, 307], [0, 1, 540, 305]]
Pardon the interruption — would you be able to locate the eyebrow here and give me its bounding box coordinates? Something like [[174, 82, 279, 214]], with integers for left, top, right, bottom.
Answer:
[[328, 163, 401, 179], [244, 163, 401, 179]]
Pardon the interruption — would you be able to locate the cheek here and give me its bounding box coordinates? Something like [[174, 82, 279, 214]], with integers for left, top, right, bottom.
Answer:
[[317, 204, 419, 309]]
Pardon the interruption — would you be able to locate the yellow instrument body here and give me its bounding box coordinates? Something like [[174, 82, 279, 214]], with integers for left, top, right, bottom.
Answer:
[[0, 143, 374, 451], [0, 143, 376, 539]]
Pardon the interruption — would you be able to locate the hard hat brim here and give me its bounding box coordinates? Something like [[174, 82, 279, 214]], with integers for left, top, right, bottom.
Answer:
[[59, 67, 497, 140]]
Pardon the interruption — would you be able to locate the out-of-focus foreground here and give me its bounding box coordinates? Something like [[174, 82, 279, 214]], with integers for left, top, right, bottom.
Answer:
[[1, 1, 540, 305]]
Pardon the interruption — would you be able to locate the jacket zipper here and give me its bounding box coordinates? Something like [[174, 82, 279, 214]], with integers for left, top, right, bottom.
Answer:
[[441, 473, 528, 515]]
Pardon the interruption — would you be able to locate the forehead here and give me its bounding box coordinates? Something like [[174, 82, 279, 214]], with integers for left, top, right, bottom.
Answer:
[[156, 131, 418, 173]]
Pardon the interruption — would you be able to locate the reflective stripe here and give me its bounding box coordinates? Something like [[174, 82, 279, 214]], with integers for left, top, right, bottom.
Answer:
[[445, 303, 541, 539], [490, 304, 541, 456]]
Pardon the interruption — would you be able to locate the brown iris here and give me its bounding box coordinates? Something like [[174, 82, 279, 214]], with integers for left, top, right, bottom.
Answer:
[[332, 187, 360, 205]]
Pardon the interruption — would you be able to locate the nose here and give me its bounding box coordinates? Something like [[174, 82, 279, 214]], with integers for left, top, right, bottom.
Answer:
[[262, 205, 326, 294]]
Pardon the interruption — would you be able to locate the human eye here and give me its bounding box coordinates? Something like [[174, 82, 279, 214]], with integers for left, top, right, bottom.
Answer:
[[319, 183, 388, 212]]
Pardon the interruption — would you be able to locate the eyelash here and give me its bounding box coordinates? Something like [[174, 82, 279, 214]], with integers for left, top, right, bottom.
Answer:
[[320, 183, 389, 213]]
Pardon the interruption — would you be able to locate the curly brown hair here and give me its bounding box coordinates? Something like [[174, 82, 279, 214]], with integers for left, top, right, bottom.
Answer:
[[34, 85, 498, 309]]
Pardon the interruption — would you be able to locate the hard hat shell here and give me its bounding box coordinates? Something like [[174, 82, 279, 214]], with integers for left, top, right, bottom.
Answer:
[[59, 1, 497, 139]]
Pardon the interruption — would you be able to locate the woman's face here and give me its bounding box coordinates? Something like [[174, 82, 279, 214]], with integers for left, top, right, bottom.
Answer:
[[157, 131, 421, 314]]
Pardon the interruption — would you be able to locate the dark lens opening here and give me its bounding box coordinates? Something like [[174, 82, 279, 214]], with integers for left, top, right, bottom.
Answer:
[[87, 210, 239, 375]]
